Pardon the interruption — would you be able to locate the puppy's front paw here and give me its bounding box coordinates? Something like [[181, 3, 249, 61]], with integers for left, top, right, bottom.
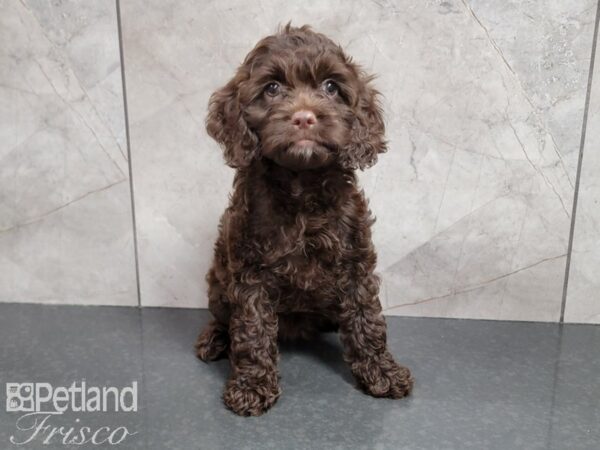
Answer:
[[352, 354, 413, 399], [223, 377, 281, 416]]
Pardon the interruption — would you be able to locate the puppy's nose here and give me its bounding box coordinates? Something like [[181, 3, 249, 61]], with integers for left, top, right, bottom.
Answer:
[[291, 110, 317, 129]]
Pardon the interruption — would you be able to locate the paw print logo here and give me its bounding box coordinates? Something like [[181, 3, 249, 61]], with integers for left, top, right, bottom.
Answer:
[[6, 383, 34, 412]]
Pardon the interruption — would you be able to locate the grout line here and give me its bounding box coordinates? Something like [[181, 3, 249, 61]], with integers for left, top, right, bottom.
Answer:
[[136, 307, 149, 448], [116, 0, 142, 308], [560, 0, 600, 322], [544, 324, 565, 447]]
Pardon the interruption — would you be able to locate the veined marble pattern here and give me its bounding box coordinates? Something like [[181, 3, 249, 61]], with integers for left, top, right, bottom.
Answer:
[[359, 0, 594, 321], [121, 0, 596, 320], [467, 0, 596, 180], [565, 19, 600, 324], [0, 1, 137, 305]]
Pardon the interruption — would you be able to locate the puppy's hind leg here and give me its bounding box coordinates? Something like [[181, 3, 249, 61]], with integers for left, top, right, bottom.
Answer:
[[196, 267, 231, 361], [196, 320, 229, 361]]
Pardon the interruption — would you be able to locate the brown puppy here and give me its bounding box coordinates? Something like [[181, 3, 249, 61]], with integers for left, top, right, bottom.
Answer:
[[196, 24, 413, 416]]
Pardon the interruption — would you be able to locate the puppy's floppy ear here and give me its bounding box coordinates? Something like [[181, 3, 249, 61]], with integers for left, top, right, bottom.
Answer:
[[339, 74, 387, 170], [205, 74, 259, 168]]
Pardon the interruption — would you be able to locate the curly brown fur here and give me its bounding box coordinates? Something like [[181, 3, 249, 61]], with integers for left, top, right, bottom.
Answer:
[[196, 24, 413, 416]]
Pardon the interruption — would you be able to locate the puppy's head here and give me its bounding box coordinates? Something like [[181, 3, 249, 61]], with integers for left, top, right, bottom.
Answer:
[[206, 24, 386, 171]]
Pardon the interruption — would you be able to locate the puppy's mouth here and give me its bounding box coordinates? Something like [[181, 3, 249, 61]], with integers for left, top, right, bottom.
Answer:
[[272, 139, 334, 170]]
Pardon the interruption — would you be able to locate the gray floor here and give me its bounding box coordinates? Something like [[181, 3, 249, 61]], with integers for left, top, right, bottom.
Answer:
[[0, 304, 599, 450]]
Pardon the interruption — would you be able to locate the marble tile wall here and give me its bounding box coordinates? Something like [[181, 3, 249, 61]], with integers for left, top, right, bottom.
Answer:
[[565, 13, 600, 325], [120, 0, 597, 322], [378, 0, 596, 321], [0, 0, 137, 305], [3, 0, 599, 323]]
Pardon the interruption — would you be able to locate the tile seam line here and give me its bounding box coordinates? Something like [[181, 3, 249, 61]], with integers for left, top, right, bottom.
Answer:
[[560, 0, 600, 323], [116, 0, 142, 308]]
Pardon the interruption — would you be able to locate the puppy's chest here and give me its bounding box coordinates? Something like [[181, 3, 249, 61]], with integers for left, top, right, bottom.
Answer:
[[258, 213, 353, 290]]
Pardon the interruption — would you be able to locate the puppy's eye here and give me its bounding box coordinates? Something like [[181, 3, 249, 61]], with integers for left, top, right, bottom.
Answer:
[[323, 80, 339, 96], [264, 82, 280, 97]]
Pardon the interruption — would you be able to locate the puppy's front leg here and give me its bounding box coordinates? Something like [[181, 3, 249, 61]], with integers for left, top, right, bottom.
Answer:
[[223, 282, 280, 416], [338, 274, 413, 399]]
